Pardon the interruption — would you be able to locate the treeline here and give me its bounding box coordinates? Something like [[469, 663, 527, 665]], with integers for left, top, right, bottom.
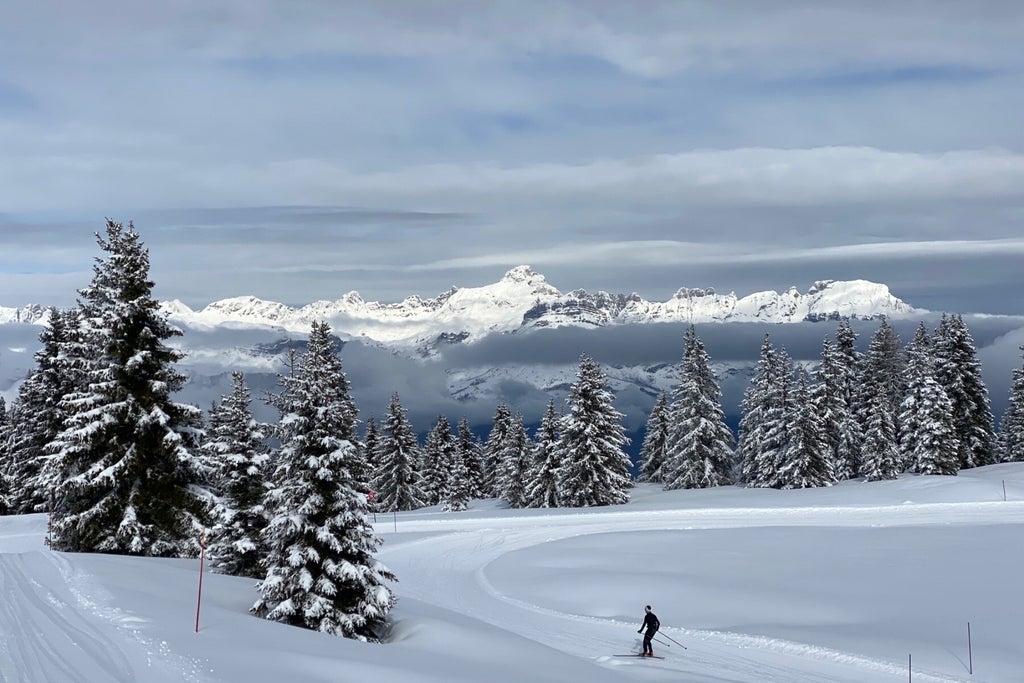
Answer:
[[641, 317, 1023, 489]]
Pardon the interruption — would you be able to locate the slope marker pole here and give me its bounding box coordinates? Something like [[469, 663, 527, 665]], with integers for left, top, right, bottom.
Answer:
[[968, 621, 973, 675]]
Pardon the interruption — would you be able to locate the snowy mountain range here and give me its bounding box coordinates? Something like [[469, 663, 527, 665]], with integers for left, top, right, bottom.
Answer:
[[0, 267, 945, 429], [153, 266, 920, 352]]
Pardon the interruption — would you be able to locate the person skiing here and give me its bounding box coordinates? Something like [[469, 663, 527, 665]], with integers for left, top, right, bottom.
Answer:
[[637, 605, 660, 656]]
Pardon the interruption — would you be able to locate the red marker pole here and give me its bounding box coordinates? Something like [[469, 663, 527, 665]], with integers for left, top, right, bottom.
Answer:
[[195, 529, 207, 633]]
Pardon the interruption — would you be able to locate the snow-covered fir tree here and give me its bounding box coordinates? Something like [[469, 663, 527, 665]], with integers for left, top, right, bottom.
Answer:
[[524, 399, 562, 508], [4, 308, 81, 513], [496, 412, 532, 508], [899, 327, 959, 476], [777, 370, 834, 488], [419, 415, 451, 506], [482, 403, 514, 497], [932, 314, 997, 469], [362, 416, 379, 478], [254, 321, 394, 639], [637, 392, 669, 484], [999, 346, 1024, 463], [456, 417, 486, 498], [555, 354, 632, 507], [832, 321, 863, 477], [813, 336, 858, 481], [422, 415, 456, 507], [662, 327, 734, 490], [738, 336, 794, 488], [371, 393, 425, 512], [857, 319, 906, 439], [437, 415, 471, 512], [860, 389, 901, 482], [49, 222, 207, 556], [204, 372, 269, 578]]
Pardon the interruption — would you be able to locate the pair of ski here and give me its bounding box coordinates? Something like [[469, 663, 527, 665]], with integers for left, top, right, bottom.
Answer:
[[614, 653, 665, 660]]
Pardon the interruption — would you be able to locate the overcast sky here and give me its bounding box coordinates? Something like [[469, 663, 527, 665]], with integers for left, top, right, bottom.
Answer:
[[2, 1, 1024, 314]]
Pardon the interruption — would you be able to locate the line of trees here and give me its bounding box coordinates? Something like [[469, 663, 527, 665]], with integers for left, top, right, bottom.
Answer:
[[640, 318, 1021, 490]]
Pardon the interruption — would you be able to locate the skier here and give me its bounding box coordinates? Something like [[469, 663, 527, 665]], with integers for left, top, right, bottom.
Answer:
[[637, 605, 660, 656]]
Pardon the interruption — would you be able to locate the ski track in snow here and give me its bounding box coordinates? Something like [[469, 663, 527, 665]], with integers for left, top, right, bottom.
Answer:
[[380, 501, 1024, 683], [0, 548, 211, 683]]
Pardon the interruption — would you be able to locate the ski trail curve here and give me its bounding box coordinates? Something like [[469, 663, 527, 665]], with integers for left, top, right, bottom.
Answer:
[[380, 502, 1019, 683]]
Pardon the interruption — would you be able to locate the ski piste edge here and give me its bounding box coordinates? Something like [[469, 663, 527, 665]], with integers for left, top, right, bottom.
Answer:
[[613, 654, 665, 659]]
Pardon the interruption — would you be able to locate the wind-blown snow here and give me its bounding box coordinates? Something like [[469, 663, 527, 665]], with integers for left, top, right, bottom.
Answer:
[[2, 463, 1022, 682]]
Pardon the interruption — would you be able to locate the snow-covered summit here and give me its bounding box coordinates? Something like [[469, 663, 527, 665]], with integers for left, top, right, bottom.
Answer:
[[151, 267, 921, 347]]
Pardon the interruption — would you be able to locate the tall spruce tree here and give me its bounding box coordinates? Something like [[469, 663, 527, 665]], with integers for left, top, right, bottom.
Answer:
[[524, 399, 563, 508], [204, 372, 269, 578], [637, 392, 670, 484], [814, 336, 859, 481], [738, 336, 794, 488], [5, 308, 81, 513], [482, 403, 513, 497], [662, 327, 734, 490], [999, 346, 1024, 462], [777, 370, 834, 488], [49, 222, 207, 556], [496, 412, 532, 508], [833, 321, 863, 476], [933, 314, 997, 469], [860, 390, 901, 481], [254, 321, 393, 639], [857, 319, 906, 439], [456, 417, 486, 498], [899, 328, 959, 476], [555, 354, 632, 507], [371, 393, 425, 512], [362, 416, 380, 478], [437, 415, 471, 512], [420, 415, 451, 506]]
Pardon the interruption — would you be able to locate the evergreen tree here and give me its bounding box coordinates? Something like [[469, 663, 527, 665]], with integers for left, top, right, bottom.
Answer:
[[496, 412, 531, 508], [438, 416, 471, 512], [933, 314, 997, 469], [524, 399, 563, 508], [482, 403, 513, 497], [362, 416, 379, 477], [254, 321, 393, 639], [420, 415, 451, 506], [49, 221, 207, 556], [814, 336, 858, 481], [555, 355, 632, 507], [857, 319, 906, 439], [371, 393, 425, 512], [833, 321, 863, 476], [637, 392, 670, 483], [662, 327, 734, 490], [999, 347, 1024, 463], [456, 418, 485, 498], [777, 370, 834, 488], [738, 336, 794, 488], [861, 390, 901, 481], [4, 309, 80, 513], [204, 372, 269, 578], [899, 332, 959, 476]]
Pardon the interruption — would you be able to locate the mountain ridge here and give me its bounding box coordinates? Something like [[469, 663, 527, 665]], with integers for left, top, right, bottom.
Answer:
[[2, 266, 923, 350]]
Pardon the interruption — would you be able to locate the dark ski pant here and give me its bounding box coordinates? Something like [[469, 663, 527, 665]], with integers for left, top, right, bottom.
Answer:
[[642, 629, 657, 654]]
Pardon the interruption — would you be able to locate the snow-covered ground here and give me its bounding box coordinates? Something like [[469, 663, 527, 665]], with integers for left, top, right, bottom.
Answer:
[[2, 464, 1023, 682]]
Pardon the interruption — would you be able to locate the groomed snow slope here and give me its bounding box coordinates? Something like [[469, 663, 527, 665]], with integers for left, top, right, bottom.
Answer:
[[2, 464, 1022, 683]]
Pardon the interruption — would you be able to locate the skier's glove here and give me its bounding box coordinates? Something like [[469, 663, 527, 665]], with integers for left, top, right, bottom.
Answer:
[[637, 629, 642, 633]]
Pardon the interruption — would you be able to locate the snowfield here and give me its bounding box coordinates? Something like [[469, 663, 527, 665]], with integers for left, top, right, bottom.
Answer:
[[2, 464, 1023, 683]]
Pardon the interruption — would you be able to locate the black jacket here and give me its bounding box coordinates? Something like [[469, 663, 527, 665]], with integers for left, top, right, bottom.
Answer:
[[642, 612, 660, 632]]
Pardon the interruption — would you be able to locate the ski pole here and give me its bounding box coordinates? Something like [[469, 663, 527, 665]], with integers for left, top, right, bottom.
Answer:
[[653, 636, 671, 647], [661, 632, 687, 650]]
